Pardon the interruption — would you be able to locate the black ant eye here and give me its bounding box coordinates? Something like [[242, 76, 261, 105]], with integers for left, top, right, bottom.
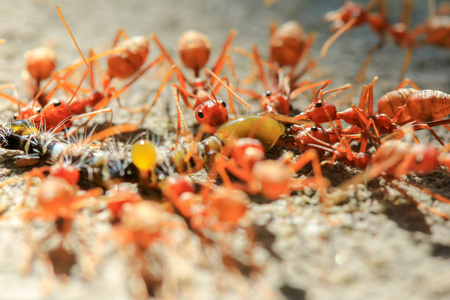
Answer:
[[219, 100, 226, 108], [197, 110, 204, 119], [311, 127, 318, 132], [36, 108, 42, 113], [13, 113, 17, 120], [53, 100, 61, 107], [315, 102, 323, 108], [265, 90, 271, 96]]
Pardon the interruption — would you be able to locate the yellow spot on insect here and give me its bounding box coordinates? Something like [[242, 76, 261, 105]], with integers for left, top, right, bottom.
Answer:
[[10, 120, 39, 135], [131, 139, 157, 171]]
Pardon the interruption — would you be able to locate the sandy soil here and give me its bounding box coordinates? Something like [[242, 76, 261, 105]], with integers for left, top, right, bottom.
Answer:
[[0, 0, 450, 299]]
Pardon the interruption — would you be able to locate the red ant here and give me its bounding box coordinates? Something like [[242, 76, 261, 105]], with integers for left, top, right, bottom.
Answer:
[[18, 176, 102, 283], [212, 136, 328, 202], [13, 7, 117, 132], [235, 44, 325, 115], [146, 31, 251, 144], [338, 137, 450, 219], [163, 175, 250, 232], [53, 29, 166, 117], [322, 0, 450, 81], [296, 78, 448, 147], [108, 200, 184, 298]]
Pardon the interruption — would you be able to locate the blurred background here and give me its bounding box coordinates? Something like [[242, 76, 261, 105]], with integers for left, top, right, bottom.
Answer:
[[0, 1, 449, 299]]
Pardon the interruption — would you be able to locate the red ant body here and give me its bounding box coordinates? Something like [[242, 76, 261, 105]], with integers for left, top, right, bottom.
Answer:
[[146, 31, 250, 145], [296, 78, 449, 147], [322, 0, 450, 81], [22, 47, 57, 102]]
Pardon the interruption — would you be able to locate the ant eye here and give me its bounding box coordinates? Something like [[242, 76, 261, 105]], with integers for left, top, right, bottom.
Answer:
[[265, 90, 271, 96], [36, 108, 41, 113], [315, 102, 323, 108], [311, 127, 318, 132], [13, 113, 17, 120], [197, 110, 204, 119], [53, 100, 61, 107], [219, 100, 226, 108]]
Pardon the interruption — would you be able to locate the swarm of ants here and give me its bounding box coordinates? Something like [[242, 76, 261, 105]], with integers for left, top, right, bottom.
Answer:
[[0, 1, 449, 298]]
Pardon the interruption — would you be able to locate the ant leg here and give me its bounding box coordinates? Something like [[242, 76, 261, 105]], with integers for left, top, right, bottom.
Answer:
[[288, 32, 316, 79], [321, 18, 358, 58], [171, 85, 188, 150], [0, 83, 27, 110], [205, 69, 252, 110], [70, 108, 113, 129], [151, 34, 192, 88], [234, 87, 261, 100], [366, 76, 379, 115], [231, 45, 280, 85], [111, 28, 129, 47], [210, 29, 237, 85], [290, 59, 317, 86], [355, 41, 384, 84], [112, 54, 166, 102], [289, 79, 333, 100], [390, 180, 449, 220], [230, 46, 260, 85], [56, 7, 90, 108], [396, 77, 420, 90], [403, 123, 445, 146], [212, 76, 239, 118], [252, 45, 269, 90], [399, 47, 414, 82], [172, 84, 197, 109], [184, 124, 215, 163], [290, 149, 329, 204]]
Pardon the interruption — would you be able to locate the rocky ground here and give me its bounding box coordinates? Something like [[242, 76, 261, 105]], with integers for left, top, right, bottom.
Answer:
[[0, 0, 450, 299]]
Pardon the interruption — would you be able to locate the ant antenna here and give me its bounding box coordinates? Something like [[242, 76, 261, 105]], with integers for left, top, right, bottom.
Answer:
[[56, 6, 90, 106], [206, 78, 217, 100]]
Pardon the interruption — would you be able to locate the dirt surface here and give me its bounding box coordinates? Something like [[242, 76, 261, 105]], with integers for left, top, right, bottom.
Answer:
[[1, 0, 450, 299]]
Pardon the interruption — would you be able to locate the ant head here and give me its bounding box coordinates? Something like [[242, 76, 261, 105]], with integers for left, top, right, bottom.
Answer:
[[27, 99, 72, 131], [253, 160, 294, 200], [119, 201, 164, 248], [106, 183, 142, 218], [261, 90, 291, 114], [231, 138, 265, 169], [195, 99, 228, 127], [407, 145, 440, 174], [163, 174, 195, 199], [304, 100, 337, 124], [325, 2, 368, 31], [209, 187, 249, 226], [295, 124, 329, 152], [269, 21, 305, 67], [178, 30, 211, 73], [36, 176, 76, 216], [50, 164, 80, 185]]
